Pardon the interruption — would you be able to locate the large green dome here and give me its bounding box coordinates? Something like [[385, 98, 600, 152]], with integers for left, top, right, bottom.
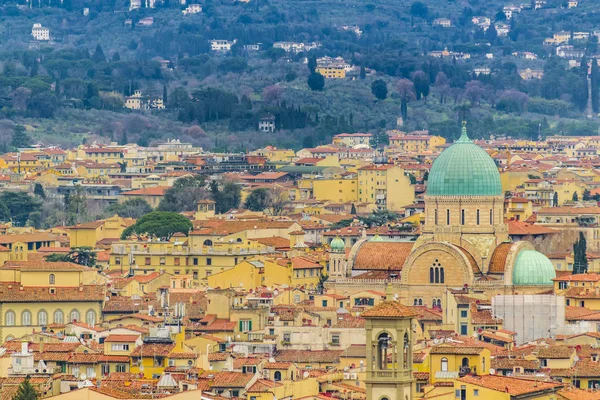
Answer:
[[427, 123, 502, 196], [512, 250, 556, 286]]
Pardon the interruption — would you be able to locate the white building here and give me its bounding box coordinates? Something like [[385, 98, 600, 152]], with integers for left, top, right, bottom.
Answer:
[[31, 23, 50, 41], [433, 18, 452, 28], [210, 39, 237, 52], [182, 4, 202, 14], [472, 16, 491, 31], [568, 0, 578, 8], [273, 42, 320, 54], [493, 294, 564, 345], [503, 5, 521, 19], [258, 115, 275, 133]]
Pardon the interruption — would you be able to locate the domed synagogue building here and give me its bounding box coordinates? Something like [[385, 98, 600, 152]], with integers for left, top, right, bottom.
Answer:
[[336, 123, 556, 305]]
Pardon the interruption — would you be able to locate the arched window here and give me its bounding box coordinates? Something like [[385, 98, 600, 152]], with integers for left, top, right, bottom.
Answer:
[[461, 209, 465, 225], [432, 299, 437, 308], [418, 299, 423, 306], [490, 209, 493, 224], [203, 239, 213, 246], [86, 310, 96, 326], [5, 311, 15, 326], [437, 299, 441, 308], [54, 310, 64, 324], [377, 333, 391, 370], [49, 274, 55, 284], [446, 209, 450, 225], [441, 357, 448, 372], [403, 333, 409, 369], [430, 267, 434, 283], [414, 299, 418, 306], [440, 268, 445, 284], [22, 310, 31, 326], [274, 371, 282, 381], [476, 209, 480, 225], [236, 238, 243, 243], [70, 309, 80, 323], [38, 310, 48, 326], [435, 268, 439, 283]]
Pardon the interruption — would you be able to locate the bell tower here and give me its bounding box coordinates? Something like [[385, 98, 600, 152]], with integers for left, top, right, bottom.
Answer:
[[362, 285, 416, 400]]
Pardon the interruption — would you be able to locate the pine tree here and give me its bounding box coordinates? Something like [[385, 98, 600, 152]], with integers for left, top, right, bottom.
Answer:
[[573, 232, 589, 274], [34, 183, 46, 199], [553, 191, 559, 207], [350, 203, 357, 215], [584, 189, 592, 201], [14, 378, 38, 400], [163, 84, 168, 105], [573, 191, 579, 202]]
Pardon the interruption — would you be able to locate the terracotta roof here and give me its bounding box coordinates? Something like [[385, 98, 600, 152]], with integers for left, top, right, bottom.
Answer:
[[130, 343, 175, 357], [203, 371, 255, 388], [121, 186, 169, 196], [554, 273, 600, 282], [538, 207, 600, 215], [491, 357, 539, 370], [274, 350, 343, 364], [361, 300, 418, 318], [292, 257, 322, 270], [104, 335, 139, 343], [558, 388, 600, 400], [353, 242, 413, 271], [507, 221, 556, 236], [457, 375, 561, 396], [0, 261, 91, 271], [340, 344, 365, 358], [263, 362, 293, 369], [0, 233, 63, 244], [0, 283, 105, 302], [537, 345, 574, 359], [430, 345, 485, 355]]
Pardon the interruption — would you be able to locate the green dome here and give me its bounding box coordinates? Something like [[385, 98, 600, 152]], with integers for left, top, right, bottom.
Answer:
[[370, 234, 384, 242], [330, 237, 345, 252], [427, 123, 502, 196], [512, 250, 556, 286]]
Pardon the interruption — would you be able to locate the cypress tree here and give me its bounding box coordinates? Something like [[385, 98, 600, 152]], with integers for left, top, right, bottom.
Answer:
[[14, 377, 38, 400], [573, 232, 589, 274]]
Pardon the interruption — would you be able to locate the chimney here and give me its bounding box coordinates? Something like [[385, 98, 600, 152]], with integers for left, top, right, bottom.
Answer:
[[21, 341, 28, 355]]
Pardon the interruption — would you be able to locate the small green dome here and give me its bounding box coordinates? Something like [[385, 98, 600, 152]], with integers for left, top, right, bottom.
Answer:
[[330, 237, 345, 252], [370, 234, 384, 242], [427, 123, 502, 196], [512, 250, 556, 286]]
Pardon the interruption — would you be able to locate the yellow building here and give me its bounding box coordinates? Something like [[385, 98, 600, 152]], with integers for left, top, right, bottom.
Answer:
[[297, 177, 358, 203], [315, 65, 345, 78], [129, 327, 188, 379], [110, 238, 273, 282], [66, 215, 133, 248], [505, 197, 534, 221], [0, 260, 106, 341], [357, 164, 415, 211], [429, 344, 491, 384], [388, 133, 446, 152], [78, 147, 125, 163]]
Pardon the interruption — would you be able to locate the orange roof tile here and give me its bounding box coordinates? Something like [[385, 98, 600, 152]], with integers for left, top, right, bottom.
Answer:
[[457, 375, 561, 396], [361, 300, 418, 319], [353, 242, 413, 271]]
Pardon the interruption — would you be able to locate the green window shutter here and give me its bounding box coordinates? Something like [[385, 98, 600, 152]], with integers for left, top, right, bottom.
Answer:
[[239, 320, 243, 331], [248, 320, 252, 331]]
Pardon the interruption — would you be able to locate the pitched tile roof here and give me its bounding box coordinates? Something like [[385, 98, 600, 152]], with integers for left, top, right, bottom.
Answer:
[[0, 283, 105, 302], [361, 300, 418, 319], [274, 350, 343, 364], [130, 343, 175, 357], [104, 335, 140, 343], [457, 375, 561, 395], [352, 242, 413, 271], [536, 345, 574, 359]]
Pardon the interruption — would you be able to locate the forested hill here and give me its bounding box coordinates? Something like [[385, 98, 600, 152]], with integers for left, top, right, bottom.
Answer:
[[0, 0, 599, 150]]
